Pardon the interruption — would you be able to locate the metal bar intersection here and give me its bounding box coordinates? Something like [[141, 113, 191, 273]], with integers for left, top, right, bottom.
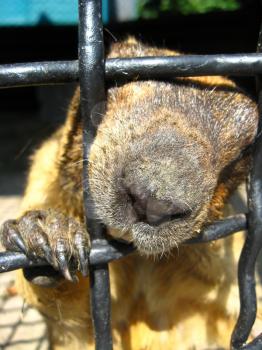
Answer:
[[0, 0, 261, 349]]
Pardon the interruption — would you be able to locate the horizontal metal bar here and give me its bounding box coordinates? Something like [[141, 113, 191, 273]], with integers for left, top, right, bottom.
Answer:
[[0, 60, 78, 88], [186, 214, 247, 243], [1, 54, 262, 88], [0, 239, 135, 273], [238, 333, 262, 350], [107, 54, 262, 79], [0, 214, 247, 273]]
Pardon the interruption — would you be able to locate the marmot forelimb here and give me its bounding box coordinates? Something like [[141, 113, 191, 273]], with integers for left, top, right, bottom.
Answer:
[[1, 38, 262, 350]]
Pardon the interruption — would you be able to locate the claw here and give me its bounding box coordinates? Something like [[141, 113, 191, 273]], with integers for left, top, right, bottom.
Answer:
[[58, 254, 78, 283], [42, 243, 55, 266], [1, 221, 28, 254], [11, 231, 27, 254], [74, 232, 89, 277], [78, 246, 89, 277], [26, 226, 54, 263], [57, 252, 73, 281], [56, 240, 78, 283]]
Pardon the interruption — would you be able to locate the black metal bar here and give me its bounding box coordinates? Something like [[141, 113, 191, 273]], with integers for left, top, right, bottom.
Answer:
[[0, 241, 135, 273], [2, 54, 262, 88], [186, 214, 247, 244], [106, 54, 262, 79], [230, 22, 262, 350], [0, 60, 78, 88], [78, 0, 112, 349], [0, 5, 260, 349], [0, 214, 247, 272], [239, 334, 262, 349]]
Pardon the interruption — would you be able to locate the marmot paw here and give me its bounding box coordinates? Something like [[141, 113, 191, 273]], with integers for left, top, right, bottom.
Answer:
[[0, 209, 90, 283]]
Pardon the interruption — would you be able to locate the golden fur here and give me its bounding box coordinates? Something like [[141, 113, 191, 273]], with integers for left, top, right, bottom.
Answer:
[[2, 38, 262, 349]]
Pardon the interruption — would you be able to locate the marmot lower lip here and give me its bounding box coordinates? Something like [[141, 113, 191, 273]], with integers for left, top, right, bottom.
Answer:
[[127, 222, 182, 255]]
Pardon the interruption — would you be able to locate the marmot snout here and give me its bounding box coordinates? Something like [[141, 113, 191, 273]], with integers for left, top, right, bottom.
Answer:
[[89, 78, 258, 255]]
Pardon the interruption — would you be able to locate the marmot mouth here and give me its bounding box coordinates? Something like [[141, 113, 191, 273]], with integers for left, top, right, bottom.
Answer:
[[123, 220, 194, 256], [106, 205, 195, 256], [124, 185, 193, 227], [130, 224, 179, 255], [136, 211, 192, 226]]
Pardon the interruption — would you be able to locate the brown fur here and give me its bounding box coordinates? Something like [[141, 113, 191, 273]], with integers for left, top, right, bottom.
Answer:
[[5, 38, 262, 349]]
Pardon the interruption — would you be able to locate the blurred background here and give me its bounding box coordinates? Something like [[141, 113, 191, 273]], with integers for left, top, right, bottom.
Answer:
[[0, 0, 261, 349]]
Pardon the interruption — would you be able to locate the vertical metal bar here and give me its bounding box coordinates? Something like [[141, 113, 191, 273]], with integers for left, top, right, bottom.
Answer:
[[231, 23, 262, 350], [78, 1, 113, 349]]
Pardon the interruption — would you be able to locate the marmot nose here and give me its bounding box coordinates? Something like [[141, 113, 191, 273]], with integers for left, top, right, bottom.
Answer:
[[127, 185, 191, 226]]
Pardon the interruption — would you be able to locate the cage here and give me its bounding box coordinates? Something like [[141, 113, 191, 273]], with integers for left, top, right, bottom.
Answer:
[[0, 0, 261, 349]]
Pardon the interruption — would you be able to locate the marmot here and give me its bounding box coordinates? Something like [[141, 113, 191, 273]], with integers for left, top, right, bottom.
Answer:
[[1, 38, 262, 350]]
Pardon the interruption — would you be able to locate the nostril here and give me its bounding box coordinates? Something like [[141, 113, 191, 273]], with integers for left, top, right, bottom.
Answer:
[[126, 184, 191, 226], [127, 187, 148, 222], [146, 197, 191, 226]]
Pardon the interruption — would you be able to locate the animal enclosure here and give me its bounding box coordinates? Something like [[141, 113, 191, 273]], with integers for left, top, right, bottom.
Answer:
[[0, 0, 262, 349]]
